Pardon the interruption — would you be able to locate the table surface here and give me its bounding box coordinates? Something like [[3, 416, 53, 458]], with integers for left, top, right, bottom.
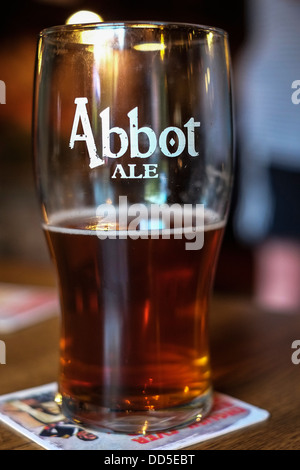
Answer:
[[0, 262, 299, 450]]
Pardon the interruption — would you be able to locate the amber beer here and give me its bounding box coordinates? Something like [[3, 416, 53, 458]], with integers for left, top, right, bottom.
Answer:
[[44, 209, 224, 431], [34, 23, 233, 433]]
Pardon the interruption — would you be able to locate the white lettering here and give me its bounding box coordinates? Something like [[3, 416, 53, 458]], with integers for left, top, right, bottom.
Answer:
[[96, 203, 117, 239], [127, 107, 157, 158], [148, 454, 195, 464], [104, 454, 139, 467], [184, 117, 201, 156], [100, 107, 129, 159], [128, 164, 143, 179], [111, 163, 158, 179], [69, 98, 103, 168], [111, 163, 128, 179], [144, 163, 158, 178], [69, 100, 201, 173], [150, 203, 183, 239], [95, 197, 205, 250], [128, 203, 149, 238], [291, 340, 300, 365], [159, 126, 186, 157], [292, 80, 300, 105], [184, 204, 204, 250]]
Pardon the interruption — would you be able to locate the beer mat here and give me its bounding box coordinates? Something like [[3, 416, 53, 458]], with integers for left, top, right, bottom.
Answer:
[[0, 283, 59, 333], [0, 383, 270, 450]]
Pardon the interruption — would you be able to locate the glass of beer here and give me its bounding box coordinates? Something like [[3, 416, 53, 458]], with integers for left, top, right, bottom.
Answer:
[[33, 22, 234, 434]]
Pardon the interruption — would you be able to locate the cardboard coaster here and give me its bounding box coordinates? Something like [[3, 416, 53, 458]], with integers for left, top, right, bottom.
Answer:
[[0, 383, 269, 450], [0, 283, 59, 333]]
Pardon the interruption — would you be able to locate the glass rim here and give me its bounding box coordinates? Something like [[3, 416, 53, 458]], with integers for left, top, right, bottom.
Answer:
[[39, 20, 228, 38]]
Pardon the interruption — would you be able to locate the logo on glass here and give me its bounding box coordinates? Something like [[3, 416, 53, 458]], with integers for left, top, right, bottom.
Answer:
[[69, 97, 201, 174]]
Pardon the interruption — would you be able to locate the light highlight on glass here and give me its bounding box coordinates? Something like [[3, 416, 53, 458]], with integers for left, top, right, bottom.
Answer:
[[66, 10, 103, 25], [134, 42, 166, 52]]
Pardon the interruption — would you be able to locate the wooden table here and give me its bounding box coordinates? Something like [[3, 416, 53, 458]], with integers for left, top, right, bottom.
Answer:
[[0, 263, 299, 450]]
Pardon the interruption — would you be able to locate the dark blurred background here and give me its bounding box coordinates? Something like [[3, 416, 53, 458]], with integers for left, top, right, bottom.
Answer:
[[0, 0, 250, 293]]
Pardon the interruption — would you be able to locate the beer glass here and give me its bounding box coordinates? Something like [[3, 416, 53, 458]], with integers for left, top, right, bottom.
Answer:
[[33, 22, 234, 434]]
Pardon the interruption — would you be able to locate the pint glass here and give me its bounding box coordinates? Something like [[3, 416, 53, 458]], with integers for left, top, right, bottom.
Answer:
[[33, 22, 234, 433]]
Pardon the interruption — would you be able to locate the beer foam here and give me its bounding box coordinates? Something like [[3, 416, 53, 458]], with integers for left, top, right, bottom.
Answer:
[[44, 206, 226, 236]]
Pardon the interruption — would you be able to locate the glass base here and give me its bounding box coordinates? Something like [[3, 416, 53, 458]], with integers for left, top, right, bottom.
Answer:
[[61, 388, 213, 434]]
